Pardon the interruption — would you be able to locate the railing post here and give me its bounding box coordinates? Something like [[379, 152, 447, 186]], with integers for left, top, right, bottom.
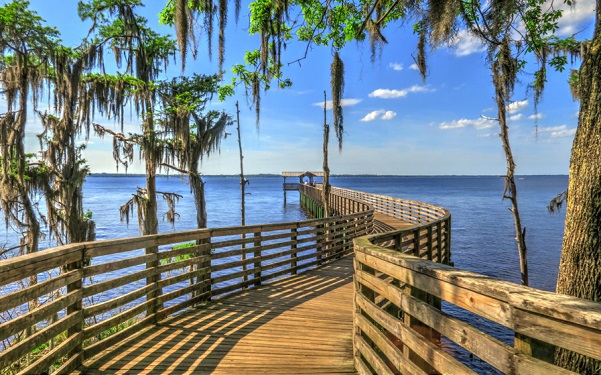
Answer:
[[445, 216, 453, 266], [436, 221, 443, 263], [342, 218, 350, 256], [197, 237, 211, 303], [427, 225, 433, 261], [254, 231, 262, 286], [145, 240, 161, 323], [394, 233, 402, 252], [291, 225, 298, 275], [65, 247, 85, 370], [316, 223, 324, 266], [412, 229, 420, 257]]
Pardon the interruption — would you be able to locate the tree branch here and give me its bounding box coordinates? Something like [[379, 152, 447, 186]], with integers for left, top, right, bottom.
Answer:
[[357, 0, 380, 37], [160, 162, 194, 176]]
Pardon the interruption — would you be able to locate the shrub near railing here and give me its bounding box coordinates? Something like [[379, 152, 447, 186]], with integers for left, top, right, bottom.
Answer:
[[0, 191, 373, 375], [353, 222, 601, 374]]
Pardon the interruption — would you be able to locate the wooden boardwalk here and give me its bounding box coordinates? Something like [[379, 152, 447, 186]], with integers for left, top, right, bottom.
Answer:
[[373, 212, 413, 233], [76, 256, 356, 374]]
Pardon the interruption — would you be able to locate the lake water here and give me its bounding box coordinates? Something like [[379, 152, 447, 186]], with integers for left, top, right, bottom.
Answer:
[[0, 175, 568, 373]]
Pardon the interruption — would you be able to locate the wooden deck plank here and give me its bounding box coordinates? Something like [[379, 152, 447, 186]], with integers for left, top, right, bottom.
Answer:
[[374, 212, 413, 232], [76, 256, 356, 374]]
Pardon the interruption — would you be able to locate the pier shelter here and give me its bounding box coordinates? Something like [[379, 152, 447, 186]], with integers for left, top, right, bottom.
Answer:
[[281, 171, 324, 202]]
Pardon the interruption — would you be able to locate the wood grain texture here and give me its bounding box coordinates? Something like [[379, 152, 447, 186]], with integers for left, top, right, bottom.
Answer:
[[76, 256, 357, 374]]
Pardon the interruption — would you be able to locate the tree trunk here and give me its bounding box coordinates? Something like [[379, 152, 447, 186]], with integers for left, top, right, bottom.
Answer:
[[236, 101, 246, 226], [189, 166, 208, 229], [492, 66, 529, 287], [143, 104, 161, 319], [555, 3, 601, 372]]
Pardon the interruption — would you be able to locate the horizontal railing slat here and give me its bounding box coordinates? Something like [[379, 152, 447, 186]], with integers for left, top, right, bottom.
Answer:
[[0, 290, 81, 343], [0, 269, 81, 313], [356, 292, 477, 375], [0, 311, 81, 370]]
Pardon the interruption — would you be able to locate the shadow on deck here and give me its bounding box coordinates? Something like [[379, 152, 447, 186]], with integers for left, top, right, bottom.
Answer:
[[76, 256, 357, 374]]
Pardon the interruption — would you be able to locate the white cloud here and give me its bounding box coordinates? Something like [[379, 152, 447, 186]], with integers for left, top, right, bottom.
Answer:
[[313, 98, 362, 110], [556, 0, 595, 36], [528, 113, 544, 120], [360, 110, 385, 122], [439, 117, 496, 130], [409, 63, 419, 71], [506, 100, 528, 114], [368, 85, 433, 99], [538, 125, 577, 138], [508, 114, 523, 121], [360, 109, 397, 122], [450, 30, 486, 56], [381, 111, 397, 120], [389, 62, 403, 71]]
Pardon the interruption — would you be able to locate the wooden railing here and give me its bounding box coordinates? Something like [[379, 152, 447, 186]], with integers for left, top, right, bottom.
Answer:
[[283, 182, 299, 190], [3, 183, 600, 375], [0, 192, 373, 375], [333, 187, 451, 264], [348, 194, 601, 374], [331, 187, 448, 225]]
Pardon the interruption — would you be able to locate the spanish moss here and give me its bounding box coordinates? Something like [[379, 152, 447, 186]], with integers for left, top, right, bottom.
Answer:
[[330, 52, 345, 151]]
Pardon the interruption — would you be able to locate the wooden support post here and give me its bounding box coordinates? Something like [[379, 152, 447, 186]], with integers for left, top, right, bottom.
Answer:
[[394, 233, 402, 252], [400, 229, 442, 373], [197, 237, 211, 303], [412, 229, 420, 257], [291, 225, 298, 275], [514, 333, 556, 364], [445, 217, 453, 266], [254, 232, 262, 286], [427, 226, 433, 261], [65, 248, 84, 369], [241, 233, 248, 286], [317, 223, 324, 266], [145, 243, 161, 322], [342, 219, 349, 257], [402, 287, 441, 374], [436, 221, 443, 263]]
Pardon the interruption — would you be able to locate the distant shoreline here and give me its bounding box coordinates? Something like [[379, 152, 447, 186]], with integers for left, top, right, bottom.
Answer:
[[88, 173, 569, 178]]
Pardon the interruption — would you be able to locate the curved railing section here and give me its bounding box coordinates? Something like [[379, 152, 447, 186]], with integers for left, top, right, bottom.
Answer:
[[347, 194, 601, 374], [331, 186, 452, 265], [0, 192, 373, 375]]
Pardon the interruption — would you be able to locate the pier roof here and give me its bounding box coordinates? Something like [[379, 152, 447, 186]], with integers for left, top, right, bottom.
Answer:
[[281, 171, 324, 178]]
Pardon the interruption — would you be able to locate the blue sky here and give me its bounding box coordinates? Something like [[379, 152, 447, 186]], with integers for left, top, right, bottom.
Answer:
[[18, 0, 596, 175]]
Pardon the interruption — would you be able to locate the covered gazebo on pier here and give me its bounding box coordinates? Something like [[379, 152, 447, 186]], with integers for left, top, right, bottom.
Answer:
[[281, 171, 324, 202]]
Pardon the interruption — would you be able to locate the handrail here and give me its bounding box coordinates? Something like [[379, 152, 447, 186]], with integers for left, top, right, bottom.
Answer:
[[330, 186, 452, 264], [349, 191, 601, 373], [0, 191, 373, 374], [2, 184, 599, 375]]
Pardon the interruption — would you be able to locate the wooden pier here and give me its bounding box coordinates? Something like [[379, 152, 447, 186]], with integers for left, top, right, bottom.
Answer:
[[1, 184, 600, 375], [74, 205, 411, 374], [75, 256, 356, 374]]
